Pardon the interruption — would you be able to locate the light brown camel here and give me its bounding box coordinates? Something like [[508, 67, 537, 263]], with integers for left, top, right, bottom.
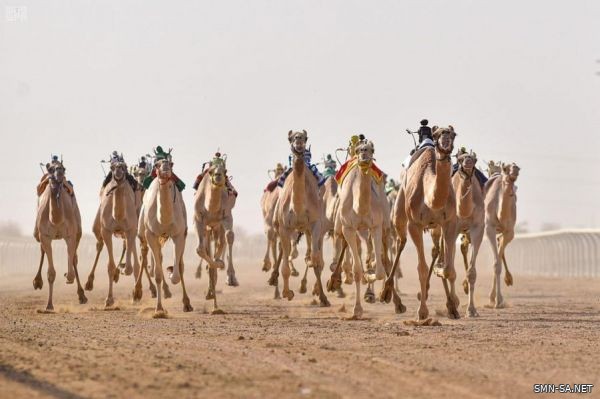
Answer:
[[451, 151, 485, 317], [85, 159, 140, 308], [484, 162, 520, 308], [33, 161, 87, 310], [193, 160, 236, 313], [329, 140, 404, 318], [134, 158, 192, 316], [386, 126, 460, 320], [273, 130, 329, 306]]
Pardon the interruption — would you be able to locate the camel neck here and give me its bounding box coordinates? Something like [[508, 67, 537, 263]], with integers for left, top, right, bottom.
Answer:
[[499, 181, 515, 224], [207, 183, 223, 214], [112, 184, 126, 222], [357, 167, 371, 216], [455, 171, 474, 219], [426, 151, 452, 210], [49, 189, 64, 225], [292, 156, 306, 214], [158, 182, 173, 226]]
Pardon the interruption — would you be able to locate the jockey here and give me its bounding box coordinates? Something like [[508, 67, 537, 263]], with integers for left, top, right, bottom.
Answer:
[[385, 178, 399, 195], [277, 130, 326, 187], [142, 146, 186, 192], [193, 151, 237, 196], [264, 162, 286, 192], [322, 154, 337, 178], [101, 151, 139, 191]]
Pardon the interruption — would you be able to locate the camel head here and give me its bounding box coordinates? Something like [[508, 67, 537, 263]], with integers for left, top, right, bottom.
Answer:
[[457, 150, 477, 176], [131, 165, 149, 186], [155, 159, 173, 185], [47, 161, 66, 197], [209, 160, 227, 188], [356, 140, 375, 171], [487, 160, 502, 176], [288, 130, 308, 156], [432, 126, 457, 158], [110, 160, 128, 184], [502, 162, 520, 183]]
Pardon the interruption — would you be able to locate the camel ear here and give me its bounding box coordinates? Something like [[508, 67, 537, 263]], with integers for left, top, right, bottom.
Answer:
[[448, 125, 454, 132], [432, 125, 439, 132], [288, 130, 294, 142]]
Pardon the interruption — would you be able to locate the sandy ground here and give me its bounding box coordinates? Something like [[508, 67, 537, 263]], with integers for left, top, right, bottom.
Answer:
[[1, 256, 599, 399]]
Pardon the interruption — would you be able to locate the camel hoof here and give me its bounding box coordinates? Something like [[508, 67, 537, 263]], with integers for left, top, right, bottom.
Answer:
[[211, 308, 226, 315], [227, 274, 239, 287], [183, 302, 194, 312], [290, 267, 300, 277], [319, 296, 331, 307], [168, 267, 180, 285], [113, 270, 120, 283], [299, 278, 308, 294], [215, 260, 225, 270], [163, 285, 172, 299], [379, 281, 393, 303], [447, 303, 461, 319], [364, 291, 376, 304], [148, 283, 157, 298], [344, 274, 353, 285], [336, 287, 346, 298], [282, 289, 294, 301], [268, 272, 279, 286], [274, 287, 281, 300], [78, 292, 88, 305], [206, 290, 215, 300], [495, 301, 506, 309], [467, 308, 479, 318], [195, 266, 202, 279], [463, 279, 469, 295], [64, 272, 75, 284], [504, 273, 513, 287], [132, 286, 143, 302], [417, 305, 429, 321], [105, 297, 115, 308], [84, 278, 93, 291], [395, 301, 407, 314], [152, 310, 169, 319], [122, 265, 133, 276], [262, 261, 271, 272], [33, 278, 43, 290]]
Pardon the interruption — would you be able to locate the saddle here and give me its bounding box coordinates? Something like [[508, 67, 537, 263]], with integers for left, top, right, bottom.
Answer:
[[334, 157, 384, 186], [36, 175, 74, 197]]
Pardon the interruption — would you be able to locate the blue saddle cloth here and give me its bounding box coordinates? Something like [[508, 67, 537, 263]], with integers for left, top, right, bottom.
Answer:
[[277, 162, 326, 187]]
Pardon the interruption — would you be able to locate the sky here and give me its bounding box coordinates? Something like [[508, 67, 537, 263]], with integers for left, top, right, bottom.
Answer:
[[1, 0, 599, 235]]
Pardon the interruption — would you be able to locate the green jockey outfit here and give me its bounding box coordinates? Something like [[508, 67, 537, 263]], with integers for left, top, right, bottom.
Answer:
[[323, 154, 337, 178], [142, 146, 186, 192]]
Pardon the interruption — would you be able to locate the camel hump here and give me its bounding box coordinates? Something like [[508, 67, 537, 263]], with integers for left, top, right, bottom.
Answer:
[[407, 145, 434, 169]]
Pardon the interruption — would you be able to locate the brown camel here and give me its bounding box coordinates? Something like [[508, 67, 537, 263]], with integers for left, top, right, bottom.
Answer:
[[85, 159, 140, 308], [134, 158, 192, 316], [485, 162, 520, 308], [273, 130, 329, 306], [387, 126, 460, 320], [194, 159, 237, 313], [33, 161, 87, 310]]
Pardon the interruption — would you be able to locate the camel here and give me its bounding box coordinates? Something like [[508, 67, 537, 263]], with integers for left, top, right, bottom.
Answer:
[[328, 140, 404, 318], [273, 130, 329, 306], [33, 160, 87, 311], [84, 159, 140, 308], [134, 157, 192, 316], [386, 126, 460, 320], [193, 158, 237, 313], [484, 162, 520, 308]]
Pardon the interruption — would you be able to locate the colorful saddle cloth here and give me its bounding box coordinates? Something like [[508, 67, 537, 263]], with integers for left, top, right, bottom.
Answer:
[[335, 157, 384, 186], [277, 162, 326, 188]]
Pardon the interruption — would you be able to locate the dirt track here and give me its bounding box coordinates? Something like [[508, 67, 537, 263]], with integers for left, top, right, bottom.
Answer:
[[1, 259, 599, 399]]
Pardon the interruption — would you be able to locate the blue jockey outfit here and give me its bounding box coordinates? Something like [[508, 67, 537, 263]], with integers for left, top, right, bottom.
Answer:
[[277, 148, 326, 188]]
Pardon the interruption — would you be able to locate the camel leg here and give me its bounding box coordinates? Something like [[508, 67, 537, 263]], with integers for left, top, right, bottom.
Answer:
[[128, 230, 140, 283], [365, 234, 374, 273], [68, 237, 87, 304], [40, 237, 55, 311], [118, 240, 131, 275], [499, 233, 514, 287], [408, 223, 429, 320], [146, 230, 165, 315], [310, 224, 329, 307], [225, 229, 238, 287], [342, 246, 353, 284], [263, 230, 274, 272], [279, 228, 294, 301], [460, 233, 470, 295], [33, 247, 45, 290], [299, 261, 309, 294], [343, 226, 363, 318], [372, 225, 386, 281], [442, 220, 460, 319], [466, 225, 484, 317], [101, 229, 116, 308], [486, 224, 503, 308], [272, 243, 282, 299], [173, 235, 193, 312]]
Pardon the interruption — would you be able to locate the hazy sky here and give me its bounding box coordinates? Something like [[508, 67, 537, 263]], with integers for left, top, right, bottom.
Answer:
[[1, 0, 599, 235]]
